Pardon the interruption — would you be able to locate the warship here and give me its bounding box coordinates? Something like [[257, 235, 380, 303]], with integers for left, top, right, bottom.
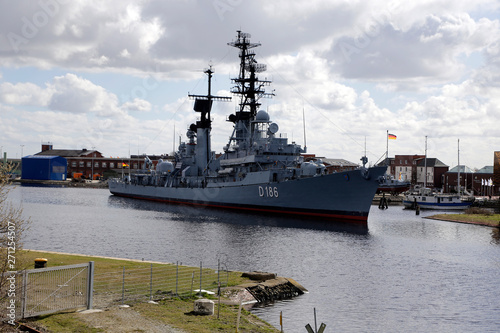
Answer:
[[109, 31, 386, 224]]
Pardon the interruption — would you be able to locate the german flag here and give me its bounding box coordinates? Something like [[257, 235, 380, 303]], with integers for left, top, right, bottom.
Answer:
[[122, 163, 129, 167], [388, 133, 397, 140]]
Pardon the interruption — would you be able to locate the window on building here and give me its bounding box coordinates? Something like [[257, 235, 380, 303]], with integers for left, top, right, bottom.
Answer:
[[79, 161, 84, 167], [133, 163, 138, 169], [102, 162, 107, 168], [94, 162, 99, 168], [87, 161, 91, 167], [71, 161, 76, 167], [110, 162, 115, 168]]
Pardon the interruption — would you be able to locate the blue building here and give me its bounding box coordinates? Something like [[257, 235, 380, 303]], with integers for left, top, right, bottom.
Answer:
[[21, 155, 67, 181]]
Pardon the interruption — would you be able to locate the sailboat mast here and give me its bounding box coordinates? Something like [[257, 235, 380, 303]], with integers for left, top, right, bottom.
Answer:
[[424, 136, 427, 188], [302, 108, 307, 152], [458, 139, 461, 195]]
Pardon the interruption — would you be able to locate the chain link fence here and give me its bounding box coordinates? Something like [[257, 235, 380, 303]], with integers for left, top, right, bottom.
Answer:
[[93, 261, 230, 308]]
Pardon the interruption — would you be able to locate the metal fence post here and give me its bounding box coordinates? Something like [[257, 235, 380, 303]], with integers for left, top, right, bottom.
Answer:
[[122, 266, 125, 305], [190, 272, 194, 298], [175, 261, 178, 296], [21, 270, 27, 319], [87, 261, 94, 309], [199, 261, 202, 297], [149, 263, 153, 301]]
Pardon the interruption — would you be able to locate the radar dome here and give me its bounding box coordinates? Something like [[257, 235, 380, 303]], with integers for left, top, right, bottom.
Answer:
[[157, 161, 174, 174], [255, 110, 270, 122]]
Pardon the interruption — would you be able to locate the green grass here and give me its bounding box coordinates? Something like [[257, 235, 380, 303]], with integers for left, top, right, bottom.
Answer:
[[23, 299, 279, 333], [429, 213, 500, 227], [21, 250, 248, 286], [135, 298, 278, 332], [18, 250, 279, 332], [27, 312, 104, 333]]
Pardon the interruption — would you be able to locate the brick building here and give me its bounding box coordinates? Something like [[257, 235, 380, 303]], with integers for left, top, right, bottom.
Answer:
[[415, 158, 449, 189], [35, 143, 168, 179], [393, 155, 425, 183], [494, 151, 500, 188], [443, 165, 495, 195]]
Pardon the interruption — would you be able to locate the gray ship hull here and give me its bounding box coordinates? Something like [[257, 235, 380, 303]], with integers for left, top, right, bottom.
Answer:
[[109, 166, 386, 224]]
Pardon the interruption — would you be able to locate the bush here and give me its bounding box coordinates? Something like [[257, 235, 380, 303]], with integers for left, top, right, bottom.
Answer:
[[0, 162, 31, 303]]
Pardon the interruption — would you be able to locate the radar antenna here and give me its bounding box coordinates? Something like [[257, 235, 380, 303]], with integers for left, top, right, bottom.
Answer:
[[227, 30, 274, 122], [188, 66, 231, 129]]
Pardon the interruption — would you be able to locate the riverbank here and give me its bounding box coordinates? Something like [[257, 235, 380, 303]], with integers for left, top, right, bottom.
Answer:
[[425, 213, 500, 228], [9, 250, 296, 332], [12, 178, 108, 188]]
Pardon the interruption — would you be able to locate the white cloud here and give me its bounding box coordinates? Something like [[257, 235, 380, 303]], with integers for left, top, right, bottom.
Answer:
[[0, 82, 51, 105], [122, 98, 152, 112], [48, 73, 122, 116], [0, 0, 499, 168], [330, 13, 500, 89]]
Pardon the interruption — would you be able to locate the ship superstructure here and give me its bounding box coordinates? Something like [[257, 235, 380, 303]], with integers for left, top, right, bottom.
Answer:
[[109, 31, 386, 224]]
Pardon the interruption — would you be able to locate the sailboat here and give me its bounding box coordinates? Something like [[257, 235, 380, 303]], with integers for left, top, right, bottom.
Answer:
[[403, 138, 474, 210]]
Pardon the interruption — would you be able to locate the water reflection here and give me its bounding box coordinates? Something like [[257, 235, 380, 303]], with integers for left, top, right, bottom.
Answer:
[[10, 186, 500, 332], [107, 195, 369, 235]]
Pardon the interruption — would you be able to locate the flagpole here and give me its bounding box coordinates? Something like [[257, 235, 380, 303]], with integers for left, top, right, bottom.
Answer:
[[386, 130, 389, 165]]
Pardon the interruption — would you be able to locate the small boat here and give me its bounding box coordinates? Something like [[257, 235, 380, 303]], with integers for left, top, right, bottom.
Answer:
[[377, 174, 410, 195], [403, 137, 474, 210], [403, 186, 474, 210]]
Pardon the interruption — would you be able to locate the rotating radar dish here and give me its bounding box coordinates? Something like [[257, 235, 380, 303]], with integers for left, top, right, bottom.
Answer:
[[268, 123, 279, 134]]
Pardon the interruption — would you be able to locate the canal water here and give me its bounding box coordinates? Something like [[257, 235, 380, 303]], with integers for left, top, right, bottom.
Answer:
[[8, 185, 500, 332]]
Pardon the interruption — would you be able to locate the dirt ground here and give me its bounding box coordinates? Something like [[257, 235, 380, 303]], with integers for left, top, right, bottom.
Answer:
[[75, 306, 185, 333], [0, 306, 185, 333]]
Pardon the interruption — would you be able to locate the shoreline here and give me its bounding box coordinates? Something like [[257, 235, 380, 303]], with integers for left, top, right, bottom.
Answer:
[[13, 250, 301, 332], [12, 178, 109, 188], [424, 214, 500, 228]]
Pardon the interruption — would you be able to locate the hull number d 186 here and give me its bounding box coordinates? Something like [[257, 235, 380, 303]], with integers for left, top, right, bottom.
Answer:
[[258, 186, 279, 198]]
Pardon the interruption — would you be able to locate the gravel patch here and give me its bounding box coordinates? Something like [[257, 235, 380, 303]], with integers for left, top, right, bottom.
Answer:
[[76, 305, 185, 333]]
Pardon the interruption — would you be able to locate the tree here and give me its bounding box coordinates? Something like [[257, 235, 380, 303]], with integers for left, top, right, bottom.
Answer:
[[0, 162, 30, 305]]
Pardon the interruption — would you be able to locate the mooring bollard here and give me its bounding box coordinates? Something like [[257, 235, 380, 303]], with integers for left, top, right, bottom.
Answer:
[[34, 258, 47, 269]]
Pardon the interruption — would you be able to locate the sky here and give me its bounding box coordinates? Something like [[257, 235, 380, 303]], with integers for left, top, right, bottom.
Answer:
[[1, 0, 499, 170]]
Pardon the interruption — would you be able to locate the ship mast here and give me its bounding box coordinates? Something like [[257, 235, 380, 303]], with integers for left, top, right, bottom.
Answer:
[[188, 66, 231, 173], [457, 138, 461, 195], [227, 31, 274, 147]]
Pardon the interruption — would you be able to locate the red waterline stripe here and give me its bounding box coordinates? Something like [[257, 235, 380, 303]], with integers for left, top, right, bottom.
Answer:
[[113, 193, 368, 224]]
